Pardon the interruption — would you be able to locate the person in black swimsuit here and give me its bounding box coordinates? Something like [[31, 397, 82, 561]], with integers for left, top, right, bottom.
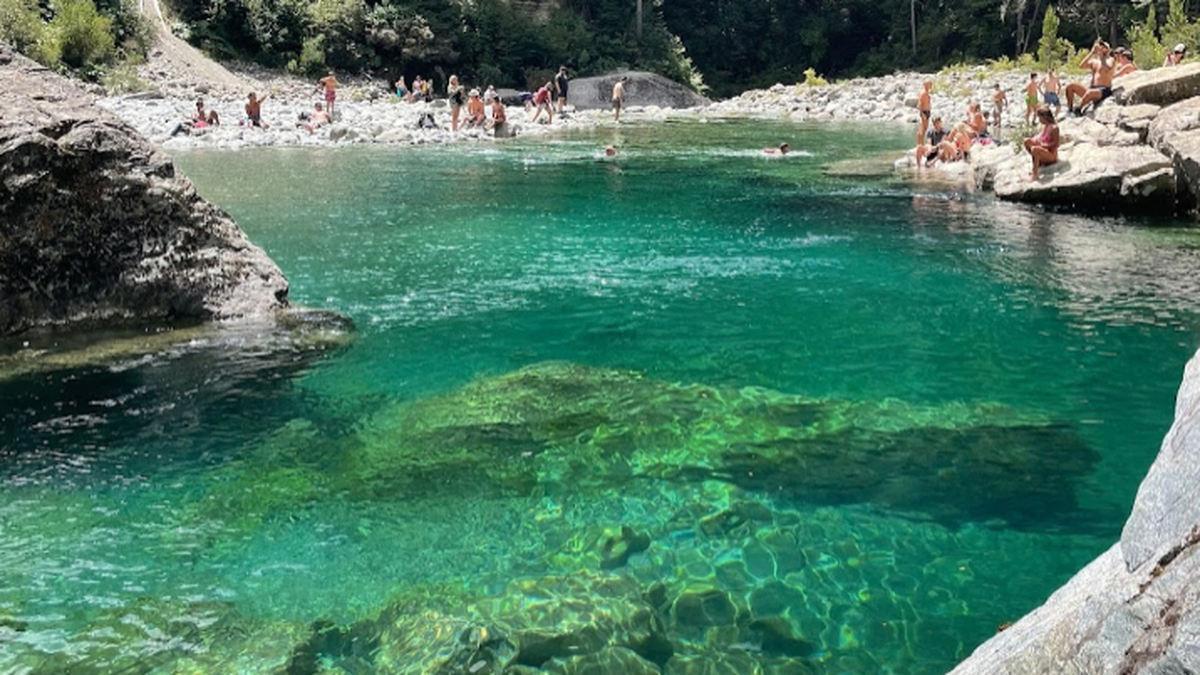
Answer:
[[554, 66, 569, 114]]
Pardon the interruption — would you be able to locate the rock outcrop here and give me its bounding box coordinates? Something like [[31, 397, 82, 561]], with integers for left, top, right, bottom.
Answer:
[[0, 44, 288, 335], [948, 348, 1200, 674], [567, 71, 709, 111]]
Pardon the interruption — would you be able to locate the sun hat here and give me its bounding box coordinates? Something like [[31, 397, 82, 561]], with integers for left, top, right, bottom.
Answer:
[[469, 88, 480, 97], [1176, 43, 1187, 53]]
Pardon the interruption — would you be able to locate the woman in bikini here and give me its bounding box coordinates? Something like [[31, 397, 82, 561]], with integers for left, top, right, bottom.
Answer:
[[1023, 107, 1060, 181]]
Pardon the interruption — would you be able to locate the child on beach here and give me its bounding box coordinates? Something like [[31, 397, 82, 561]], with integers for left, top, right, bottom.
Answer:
[[1042, 67, 1061, 117], [1024, 73, 1040, 124], [991, 83, 1007, 132]]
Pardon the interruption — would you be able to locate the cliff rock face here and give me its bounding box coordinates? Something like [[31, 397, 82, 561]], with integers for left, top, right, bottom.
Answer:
[[948, 349, 1200, 674], [568, 71, 710, 111], [0, 45, 288, 335]]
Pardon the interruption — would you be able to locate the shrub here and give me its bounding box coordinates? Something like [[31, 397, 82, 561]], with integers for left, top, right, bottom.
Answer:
[[100, 62, 149, 92], [1036, 6, 1069, 67], [288, 35, 326, 76], [802, 67, 827, 87], [1129, 3, 1162, 71], [51, 0, 116, 71], [0, 0, 46, 54]]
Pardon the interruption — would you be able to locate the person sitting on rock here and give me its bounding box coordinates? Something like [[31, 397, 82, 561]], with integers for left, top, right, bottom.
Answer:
[[1164, 43, 1187, 67], [465, 89, 486, 128], [1115, 47, 1139, 77], [1064, 40, 1115, 117], [193, 99, 219, 128], [302, 102, 332, 133], [917, 117, 948, 168], [487, 96, 508, 135], [244, 92, 269, 128], [1023, 106, 1060, 181]]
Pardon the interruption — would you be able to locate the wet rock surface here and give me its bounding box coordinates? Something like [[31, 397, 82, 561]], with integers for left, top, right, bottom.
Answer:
[[0, 45, 289, 335]]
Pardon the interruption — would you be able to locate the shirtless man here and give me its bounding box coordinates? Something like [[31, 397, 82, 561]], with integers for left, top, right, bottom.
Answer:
[[317, 70, 338, 116], [917, 117, 948, 168], [303, 102, 332, 133], [916, 80, 932, 146], [1023, 73, 1039, 124], [991, 82, 1008, 131], [1042, 66, 1061, 117], [612, 76, 627, 122], [465, 89, 485, 128], [244, 92, 269, 128], [1065, 40, 1115, 116], [487, 96, 507, 131]]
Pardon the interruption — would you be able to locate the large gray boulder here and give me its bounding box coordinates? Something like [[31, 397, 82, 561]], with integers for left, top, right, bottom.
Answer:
[[0, 45, 288, 335], [1115, 62, 1200, 106], [567, 71, 709, 111], [1146, 98, 1200, 210], [990, 142, 1174, 212], [948, 349, 1200, 674]]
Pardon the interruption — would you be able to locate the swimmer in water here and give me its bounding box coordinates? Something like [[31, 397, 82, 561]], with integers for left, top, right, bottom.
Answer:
[[604, 145, 617, 157], [763, 143, 790, 156]]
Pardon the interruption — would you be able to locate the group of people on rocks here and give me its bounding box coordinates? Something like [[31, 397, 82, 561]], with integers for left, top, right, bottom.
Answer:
[[173, 65, 634, 139], [915, 38, 1176, 181]]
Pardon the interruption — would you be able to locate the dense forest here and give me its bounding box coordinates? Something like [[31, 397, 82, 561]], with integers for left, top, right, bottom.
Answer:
[[5, 0, 1200, 96]]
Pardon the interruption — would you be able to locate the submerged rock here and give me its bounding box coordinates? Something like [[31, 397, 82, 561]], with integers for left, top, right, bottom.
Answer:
[[343, 362, 1098, 528], [0, 45, 289, 335]]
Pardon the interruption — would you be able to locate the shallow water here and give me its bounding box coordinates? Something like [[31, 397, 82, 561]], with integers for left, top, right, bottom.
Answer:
[[3, 119, 1200, 674]]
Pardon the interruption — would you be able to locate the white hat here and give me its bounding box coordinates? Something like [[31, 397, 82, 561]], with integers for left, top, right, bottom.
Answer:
[[1176, 43, 1187, 53]]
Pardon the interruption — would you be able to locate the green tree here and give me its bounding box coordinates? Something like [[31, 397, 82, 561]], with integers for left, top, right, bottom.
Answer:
[[51, 0, 116, 71], [1037, 6, 1063, 65], [0, 0, 58, 64], [1128, 2, 1162, 70], [1160, 0, 1199, 57]]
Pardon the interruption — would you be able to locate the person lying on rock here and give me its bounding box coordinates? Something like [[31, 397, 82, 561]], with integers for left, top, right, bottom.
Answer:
[[1023, 106, 1060, 182], [244, 92, 270, 128], [1064, 40, 1115, 117]]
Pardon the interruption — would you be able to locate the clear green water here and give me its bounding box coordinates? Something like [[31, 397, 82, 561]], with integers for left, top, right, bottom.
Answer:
[[3, 120, 1200, 674]]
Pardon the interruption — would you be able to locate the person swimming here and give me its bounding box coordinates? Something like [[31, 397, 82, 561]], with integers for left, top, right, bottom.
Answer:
[[763, 143, 791, 156]]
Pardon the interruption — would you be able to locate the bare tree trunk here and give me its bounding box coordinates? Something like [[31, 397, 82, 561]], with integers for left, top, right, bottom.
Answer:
[[637, 0, 643, 40], [911, 0, 917, 56]]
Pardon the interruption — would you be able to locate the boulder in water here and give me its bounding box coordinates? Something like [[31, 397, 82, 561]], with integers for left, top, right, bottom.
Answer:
[[566, 71, 709, 111]]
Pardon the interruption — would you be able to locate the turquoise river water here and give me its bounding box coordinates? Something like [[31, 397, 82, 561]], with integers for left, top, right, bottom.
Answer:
[[3, 120, 1200, 674]]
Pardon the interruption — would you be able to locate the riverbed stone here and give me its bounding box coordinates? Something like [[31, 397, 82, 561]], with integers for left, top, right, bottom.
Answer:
[[992, 142, 1174, 212], [1115, 61, 1200, 106], [0, 45, 289, 335], [568, 71, 710, 111]]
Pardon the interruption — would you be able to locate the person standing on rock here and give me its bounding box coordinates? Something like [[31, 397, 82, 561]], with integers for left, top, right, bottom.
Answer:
[[1023, 73, 1040, 125], [1023, 107, 1060, 181], [447, 75, 466, 131], [916, 80, 932, 147], [317, 71, 339, 117], [1042, 67, 1061, 118], [244, 92, 269, 128], [554, 66, 569, 114], [991, 83, 1008, 132], [612, 76, 628, 122]]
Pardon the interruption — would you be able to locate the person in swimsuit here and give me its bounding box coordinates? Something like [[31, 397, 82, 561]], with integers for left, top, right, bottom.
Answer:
[[1023, 73, 1040, 124], [1114, 47, 1138, 77], [554, 66, 569, 114], [244, 92, 269, 128], [395, 76, 410, 102], [1065, 40, 1115, 116], [612, 76, 627, 122], [303, 102, 332, 133], [1023, 106, 1060, 181], [531, 82, 554, 124], [916, 79, 932, 146], [317, 71, 338, 116], [991, 83, 1008, 131], [487, 96, 507, 131], [447, 74, 465, 131], [1165, 43, 1187, 66], [917, 117, 948, 168], [465, 89, 485, 128], [763, 142, 790, 156], [193, 99, 219, 127], [1042, 67, 1061, 117]]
